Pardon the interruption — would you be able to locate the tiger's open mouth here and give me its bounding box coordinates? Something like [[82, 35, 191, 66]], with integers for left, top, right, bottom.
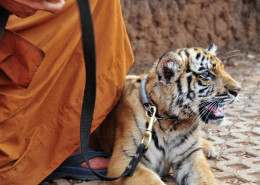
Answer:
[[199, 102, 225, 124]]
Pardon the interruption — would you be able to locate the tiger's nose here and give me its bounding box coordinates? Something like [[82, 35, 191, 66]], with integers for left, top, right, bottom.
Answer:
[[228, 88, 241, 97]]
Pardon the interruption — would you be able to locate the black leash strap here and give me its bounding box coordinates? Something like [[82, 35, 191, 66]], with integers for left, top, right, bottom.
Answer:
[[77, 0, 148, 181], [0, 6, 9, 40]]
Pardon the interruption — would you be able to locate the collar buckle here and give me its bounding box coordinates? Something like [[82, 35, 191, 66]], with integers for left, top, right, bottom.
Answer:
[[141, 106, 157, 149]]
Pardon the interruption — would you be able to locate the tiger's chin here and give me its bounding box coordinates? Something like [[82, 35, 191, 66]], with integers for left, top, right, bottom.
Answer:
[[204, 117, 224, 125], [199, 102, 225, 125]]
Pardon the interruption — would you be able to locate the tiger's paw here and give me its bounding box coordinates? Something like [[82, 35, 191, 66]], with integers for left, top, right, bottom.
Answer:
[[202, 139, 218, 158]]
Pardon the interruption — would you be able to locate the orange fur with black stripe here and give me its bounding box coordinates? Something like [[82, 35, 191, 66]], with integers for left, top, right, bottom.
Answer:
[[89, 44, 241, 185]]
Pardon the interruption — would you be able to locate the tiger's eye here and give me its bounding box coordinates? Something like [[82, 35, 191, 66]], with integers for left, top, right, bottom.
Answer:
[[201, 71, 209, 78], [204, 71, 209, 76]]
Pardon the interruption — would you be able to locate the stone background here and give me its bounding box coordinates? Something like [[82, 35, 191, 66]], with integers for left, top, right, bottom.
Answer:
[[121, 0, 260, 74]]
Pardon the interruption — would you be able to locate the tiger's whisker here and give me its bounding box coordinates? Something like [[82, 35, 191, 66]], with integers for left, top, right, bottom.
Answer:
[[221, 53, 242, 60], [219, 50, 241, 60]]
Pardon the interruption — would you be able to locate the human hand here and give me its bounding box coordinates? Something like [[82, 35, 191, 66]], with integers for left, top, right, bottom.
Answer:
[[0, 0, 65, 18]]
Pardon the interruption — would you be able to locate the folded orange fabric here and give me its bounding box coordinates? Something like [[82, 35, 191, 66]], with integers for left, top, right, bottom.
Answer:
[[0, 0, 134, 184], [0, 30, 44, 88]]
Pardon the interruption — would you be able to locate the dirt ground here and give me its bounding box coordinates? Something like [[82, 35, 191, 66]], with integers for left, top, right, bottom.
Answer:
[[41, 49, 260, 185]]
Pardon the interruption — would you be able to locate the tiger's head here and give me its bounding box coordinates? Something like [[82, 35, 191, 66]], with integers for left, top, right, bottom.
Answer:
[[147, 44, 241, 125]]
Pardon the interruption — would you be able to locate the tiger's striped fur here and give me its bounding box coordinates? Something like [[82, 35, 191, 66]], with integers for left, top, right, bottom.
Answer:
[[89, 44, 241, 185]]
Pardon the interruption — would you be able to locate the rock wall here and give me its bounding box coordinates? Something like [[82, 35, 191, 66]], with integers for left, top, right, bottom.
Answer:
[[121, 0, 260, 74]]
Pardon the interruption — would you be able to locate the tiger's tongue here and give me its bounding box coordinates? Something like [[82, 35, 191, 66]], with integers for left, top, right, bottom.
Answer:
[[206, 105, 224, 117]]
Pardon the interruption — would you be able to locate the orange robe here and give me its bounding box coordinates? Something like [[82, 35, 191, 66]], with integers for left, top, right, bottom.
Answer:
[[0, 0, 134, 184]]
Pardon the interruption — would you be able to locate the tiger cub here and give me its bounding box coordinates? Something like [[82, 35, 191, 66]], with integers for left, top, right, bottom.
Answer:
[[90, 44, 241, 185]]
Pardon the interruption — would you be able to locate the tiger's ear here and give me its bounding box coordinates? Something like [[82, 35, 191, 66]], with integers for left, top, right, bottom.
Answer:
[[207, 43, 218, 56], [156, 52, 183, 85]]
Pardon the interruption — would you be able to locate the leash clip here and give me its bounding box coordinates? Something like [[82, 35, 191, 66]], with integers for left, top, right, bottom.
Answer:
[[141, 106, 157, 149]]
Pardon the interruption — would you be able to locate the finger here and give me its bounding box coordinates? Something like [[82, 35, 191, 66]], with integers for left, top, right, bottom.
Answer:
[[41, 0, 65, 13], [13, 6, 37, 18], [15, 9, 37, 18]]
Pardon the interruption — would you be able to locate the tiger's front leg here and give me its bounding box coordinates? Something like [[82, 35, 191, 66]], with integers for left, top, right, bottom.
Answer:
[[173, 148, 217, 185], [107, 166, 166, 185], [106, 150, 166, 185]]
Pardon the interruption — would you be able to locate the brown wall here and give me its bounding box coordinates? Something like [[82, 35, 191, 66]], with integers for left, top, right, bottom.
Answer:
[[121, 0, 260, 74]]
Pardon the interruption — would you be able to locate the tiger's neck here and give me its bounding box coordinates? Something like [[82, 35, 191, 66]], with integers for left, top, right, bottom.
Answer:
[[145, 74, 195, 123]]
